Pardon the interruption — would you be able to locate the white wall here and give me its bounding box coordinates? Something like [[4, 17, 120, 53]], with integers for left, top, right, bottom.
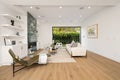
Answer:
[[82, 4, 120, 62], [0, 3, 15, 65], [0, 2, 27, 65], [37, 23, 52, 48]]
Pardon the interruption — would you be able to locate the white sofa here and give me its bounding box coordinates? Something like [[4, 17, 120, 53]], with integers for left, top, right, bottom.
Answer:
[[66, 43, 86, 56]]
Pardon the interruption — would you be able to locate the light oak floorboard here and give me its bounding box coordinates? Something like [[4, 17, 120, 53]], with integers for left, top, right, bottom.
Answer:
[[0, 51, 120, 80]]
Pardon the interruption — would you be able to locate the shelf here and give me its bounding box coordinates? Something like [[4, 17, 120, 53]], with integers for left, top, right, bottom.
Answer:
[[0, 24, 24, 31], [0, 14, 23, 22], [2, 35, 24, 39]]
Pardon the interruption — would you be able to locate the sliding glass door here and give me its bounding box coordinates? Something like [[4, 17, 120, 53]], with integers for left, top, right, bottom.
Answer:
[[52, 26, 81, 44]]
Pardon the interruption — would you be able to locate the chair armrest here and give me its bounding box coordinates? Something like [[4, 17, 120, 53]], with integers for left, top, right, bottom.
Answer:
[[22, 57, 31, 61], [17, 59, 28, 66], [27, 55, 39, 66]]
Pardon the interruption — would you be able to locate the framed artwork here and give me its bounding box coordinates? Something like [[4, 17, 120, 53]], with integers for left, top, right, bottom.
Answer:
[[87, 24, 98, 38]]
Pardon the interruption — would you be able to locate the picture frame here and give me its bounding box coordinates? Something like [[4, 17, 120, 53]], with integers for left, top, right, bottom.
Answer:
[[4, 38, 12, 46], [87, 24, 98, 38]]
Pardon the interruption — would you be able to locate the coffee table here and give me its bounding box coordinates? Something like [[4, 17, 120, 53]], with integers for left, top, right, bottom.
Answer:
[[48, 49, 57, 55]]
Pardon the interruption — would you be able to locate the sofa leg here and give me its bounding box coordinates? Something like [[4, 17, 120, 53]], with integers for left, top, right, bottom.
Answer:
[[85, 52, 87, 58]]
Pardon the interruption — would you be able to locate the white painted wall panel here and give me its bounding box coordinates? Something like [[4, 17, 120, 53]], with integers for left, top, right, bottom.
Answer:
[[82, 4, 120, 62]]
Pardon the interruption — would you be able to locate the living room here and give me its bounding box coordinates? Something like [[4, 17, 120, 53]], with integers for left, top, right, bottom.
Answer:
[[0, 0, 120, 80]]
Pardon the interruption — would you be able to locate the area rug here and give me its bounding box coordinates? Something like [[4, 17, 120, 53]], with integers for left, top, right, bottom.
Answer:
[[46, 48, 76, 63]]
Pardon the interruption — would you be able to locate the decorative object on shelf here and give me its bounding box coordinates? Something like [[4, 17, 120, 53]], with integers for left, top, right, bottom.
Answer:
[[18, 41, 22, 44], [4, 38, 12, 46], [11, 41, 16, 45], [1, 24, 23, 31], [16, 32, 20, 36], [16, 16, 21, 19], [87, 24, 98, 38], [16, 16, 19, 18], [19, 16, 21, 19], [2, 35, 24, 39], [11, 20, 14, 26], [4, 38, 6, 46]]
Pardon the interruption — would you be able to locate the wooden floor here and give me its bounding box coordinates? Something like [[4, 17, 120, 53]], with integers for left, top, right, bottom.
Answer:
[[0, 51, 120, 80]]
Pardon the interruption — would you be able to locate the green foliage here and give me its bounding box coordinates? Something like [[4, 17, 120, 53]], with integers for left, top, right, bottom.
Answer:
[[52, 27, 80, 44], [53, 32, 80, 44]]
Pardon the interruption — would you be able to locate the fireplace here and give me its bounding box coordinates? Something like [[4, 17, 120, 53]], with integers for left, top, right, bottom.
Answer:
[[28, 42, 37, 51]]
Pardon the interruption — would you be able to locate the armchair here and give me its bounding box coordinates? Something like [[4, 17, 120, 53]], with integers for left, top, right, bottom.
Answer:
[[8, 49, 39, 76]]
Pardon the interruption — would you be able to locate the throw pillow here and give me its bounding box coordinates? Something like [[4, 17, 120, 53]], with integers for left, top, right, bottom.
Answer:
[[70, 40, 75, 46], [71, 43, 78, 47]]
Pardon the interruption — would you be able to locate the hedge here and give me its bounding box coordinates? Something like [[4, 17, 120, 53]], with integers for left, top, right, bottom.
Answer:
[[53, 32, 80, 44]]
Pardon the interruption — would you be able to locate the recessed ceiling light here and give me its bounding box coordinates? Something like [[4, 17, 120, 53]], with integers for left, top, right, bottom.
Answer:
[[88, 6, 91, 9], [30, 6, 33, 9], [59, 6, 62, 9], [38, 16, 41, 17], [59, 16, 62, 18], [80, 15, 82, 17]]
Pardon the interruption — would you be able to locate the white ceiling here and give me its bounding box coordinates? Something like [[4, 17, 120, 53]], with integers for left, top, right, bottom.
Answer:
[[1, 0, 120, 6], [1, 0, 120, 24], [19, 5, 107, 23]]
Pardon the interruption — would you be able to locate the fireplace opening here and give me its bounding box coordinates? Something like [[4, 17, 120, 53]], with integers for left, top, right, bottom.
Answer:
[[28, 42, 37, 51]]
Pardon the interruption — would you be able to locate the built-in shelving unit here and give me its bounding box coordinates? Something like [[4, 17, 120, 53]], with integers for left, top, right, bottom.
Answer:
[[0, 24, 23, 31], [2, 35, 24, 39], [0, 14, 24, 39], [0, 14, 23, 22], [0, 13, 27, 66]]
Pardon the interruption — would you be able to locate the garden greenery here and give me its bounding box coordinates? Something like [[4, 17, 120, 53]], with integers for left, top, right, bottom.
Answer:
[[52, 27, 80, 44]]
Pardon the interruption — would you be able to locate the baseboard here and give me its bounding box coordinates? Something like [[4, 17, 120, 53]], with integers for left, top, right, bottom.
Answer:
[[87, 50, 120, 64], [1, 62, 12, 66]]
